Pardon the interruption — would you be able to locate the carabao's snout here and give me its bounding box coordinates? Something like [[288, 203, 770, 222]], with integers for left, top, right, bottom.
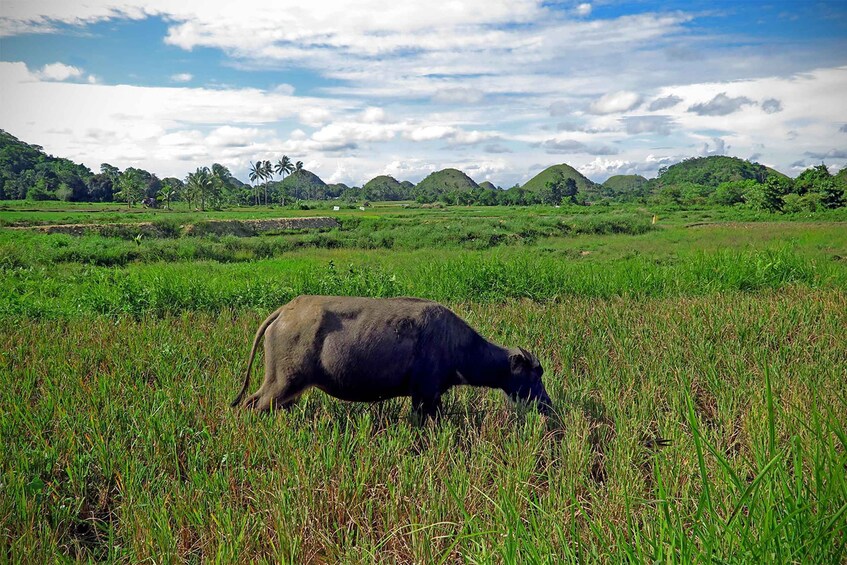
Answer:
[[504, 347, 553, 416]]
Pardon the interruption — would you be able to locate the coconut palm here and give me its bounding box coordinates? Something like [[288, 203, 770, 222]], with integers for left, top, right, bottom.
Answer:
[[159, 179, 178, 210], [275, 155, 294, 206], [295, 160, 303, 173], [211, 163, 233, 206], [261, 160, 273, 205], [186, 167, 212, 211], [275, 155, 293, 179], [248, 161, 262, 205]]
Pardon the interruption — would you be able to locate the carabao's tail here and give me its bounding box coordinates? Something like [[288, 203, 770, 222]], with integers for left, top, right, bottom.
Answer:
[[230, 308, 283, 407]]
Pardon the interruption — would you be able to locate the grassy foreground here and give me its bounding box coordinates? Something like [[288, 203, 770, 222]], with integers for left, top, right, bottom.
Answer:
[[2, 206, 846, 562]]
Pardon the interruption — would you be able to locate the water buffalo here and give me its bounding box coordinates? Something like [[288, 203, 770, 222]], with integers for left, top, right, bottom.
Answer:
[[231, 295, 552, 420]]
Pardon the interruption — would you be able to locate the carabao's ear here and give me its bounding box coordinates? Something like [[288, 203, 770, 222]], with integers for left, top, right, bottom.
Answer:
[[509, 348, 531, 371]]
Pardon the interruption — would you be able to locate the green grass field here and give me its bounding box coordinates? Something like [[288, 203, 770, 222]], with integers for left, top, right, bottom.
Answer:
[[2, 203, 846, 562]]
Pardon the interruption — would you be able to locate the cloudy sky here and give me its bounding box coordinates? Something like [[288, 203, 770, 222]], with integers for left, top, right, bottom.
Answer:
[[1, 0, 846, 186]]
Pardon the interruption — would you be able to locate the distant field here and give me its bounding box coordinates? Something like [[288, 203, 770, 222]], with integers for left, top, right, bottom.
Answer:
[[2, 203, 845, 562]]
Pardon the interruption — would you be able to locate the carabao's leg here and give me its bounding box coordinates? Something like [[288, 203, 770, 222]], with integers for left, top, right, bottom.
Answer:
[[411, 388, 444, 424], [244, 378, 306, 412], [243, 366, 307, 412]]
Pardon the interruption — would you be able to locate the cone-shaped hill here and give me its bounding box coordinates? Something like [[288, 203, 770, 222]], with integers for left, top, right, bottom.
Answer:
[[277, 169, 327, 199], [656, 155, 789, 187], [522, 163, 597, 194], [415, 168, 479, 197], [602, 175, 648, 192], [362, 175, 412, 200], [479, 181, 498, 190]]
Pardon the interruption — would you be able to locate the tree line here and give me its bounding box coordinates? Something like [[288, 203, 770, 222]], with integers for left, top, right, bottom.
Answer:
[[1, 129, 843, 211]]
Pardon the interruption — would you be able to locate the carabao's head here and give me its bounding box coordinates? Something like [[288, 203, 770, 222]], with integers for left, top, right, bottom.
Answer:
[[502, 347, 552, 415]]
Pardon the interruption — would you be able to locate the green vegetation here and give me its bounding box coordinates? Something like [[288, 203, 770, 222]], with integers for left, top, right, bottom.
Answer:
[[654, 155, 786, 189], [2, 130, 844, 215], [522, 163, 597, 196], [274, 168, 328, 202], [359, 175, 414, 201], [2, 203, 846, 561], [601, 174, 649, 200], [415, 168, 480, 200], [1, 130, 93, 201]]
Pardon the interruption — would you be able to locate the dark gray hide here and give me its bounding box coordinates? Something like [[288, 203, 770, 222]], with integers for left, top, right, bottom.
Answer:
[[231, 295, 552, 420]]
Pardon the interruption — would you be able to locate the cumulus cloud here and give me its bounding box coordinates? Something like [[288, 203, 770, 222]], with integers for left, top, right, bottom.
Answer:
[[575, 3, 592, 17], [621, 115, 674, 136], [0, 60, 346, 175], [761, 98, 782, 114], [360, 107, 387, 123], [578, 153, 684, 181], [37, 62, 83, 81], [540, 139, 618, 155], [688, 93, 754, 116], [701, 137, 727, 156], [170, 72, 193, 82], [1, 4, 846, 186], [403, 125, 496, 145], [588, 91, 642, 115], [804, 148, 847, 159], [299, 107, 332, 127], [484, 143, 513, 153], [648, 94, 682, 111], [383, 159, 437, 182], [205, 126, 262, 147]]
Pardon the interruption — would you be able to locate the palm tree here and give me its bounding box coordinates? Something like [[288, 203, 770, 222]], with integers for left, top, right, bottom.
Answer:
[[186, 167, 212, 211], [211, 163, 232, 206], [275, 155, 294, 206], [159, 179, 178, 210], [275, 155, 293, 179], [248, 161, 262, 206], [261, 160, 273, 205], [293, 161, 306, 198]]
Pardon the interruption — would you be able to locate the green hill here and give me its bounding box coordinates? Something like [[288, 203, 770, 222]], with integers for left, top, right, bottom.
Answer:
[[656, 156, 787, 188], [522, 163, 597, 195], [362, 175, 411, 200], [276, 169, 327, 200], [0, 129, 94, 201], [325, 183, 349, 198], [400, 180, 415, 191], [479, 181, 498, 190], [415, 168, 479, 197], [602, 175, 648, 192]]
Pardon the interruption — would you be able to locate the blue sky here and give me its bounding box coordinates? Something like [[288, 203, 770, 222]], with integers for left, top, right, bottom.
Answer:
[[1, 0, 846, 186]]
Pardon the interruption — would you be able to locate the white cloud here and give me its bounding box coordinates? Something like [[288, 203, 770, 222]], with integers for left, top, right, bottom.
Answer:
[[170, 72, 193, 82], [432, 88, 485, 104], [405, 125, 455, 142], [298, 108, 332, 127], [1, 4, 846, 186], [0, 60, 345, 176], [588, 91, 642, 114], [37, 62, 83, 81], [205, 126, 263, 147], [360, 107, 387, 123]]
